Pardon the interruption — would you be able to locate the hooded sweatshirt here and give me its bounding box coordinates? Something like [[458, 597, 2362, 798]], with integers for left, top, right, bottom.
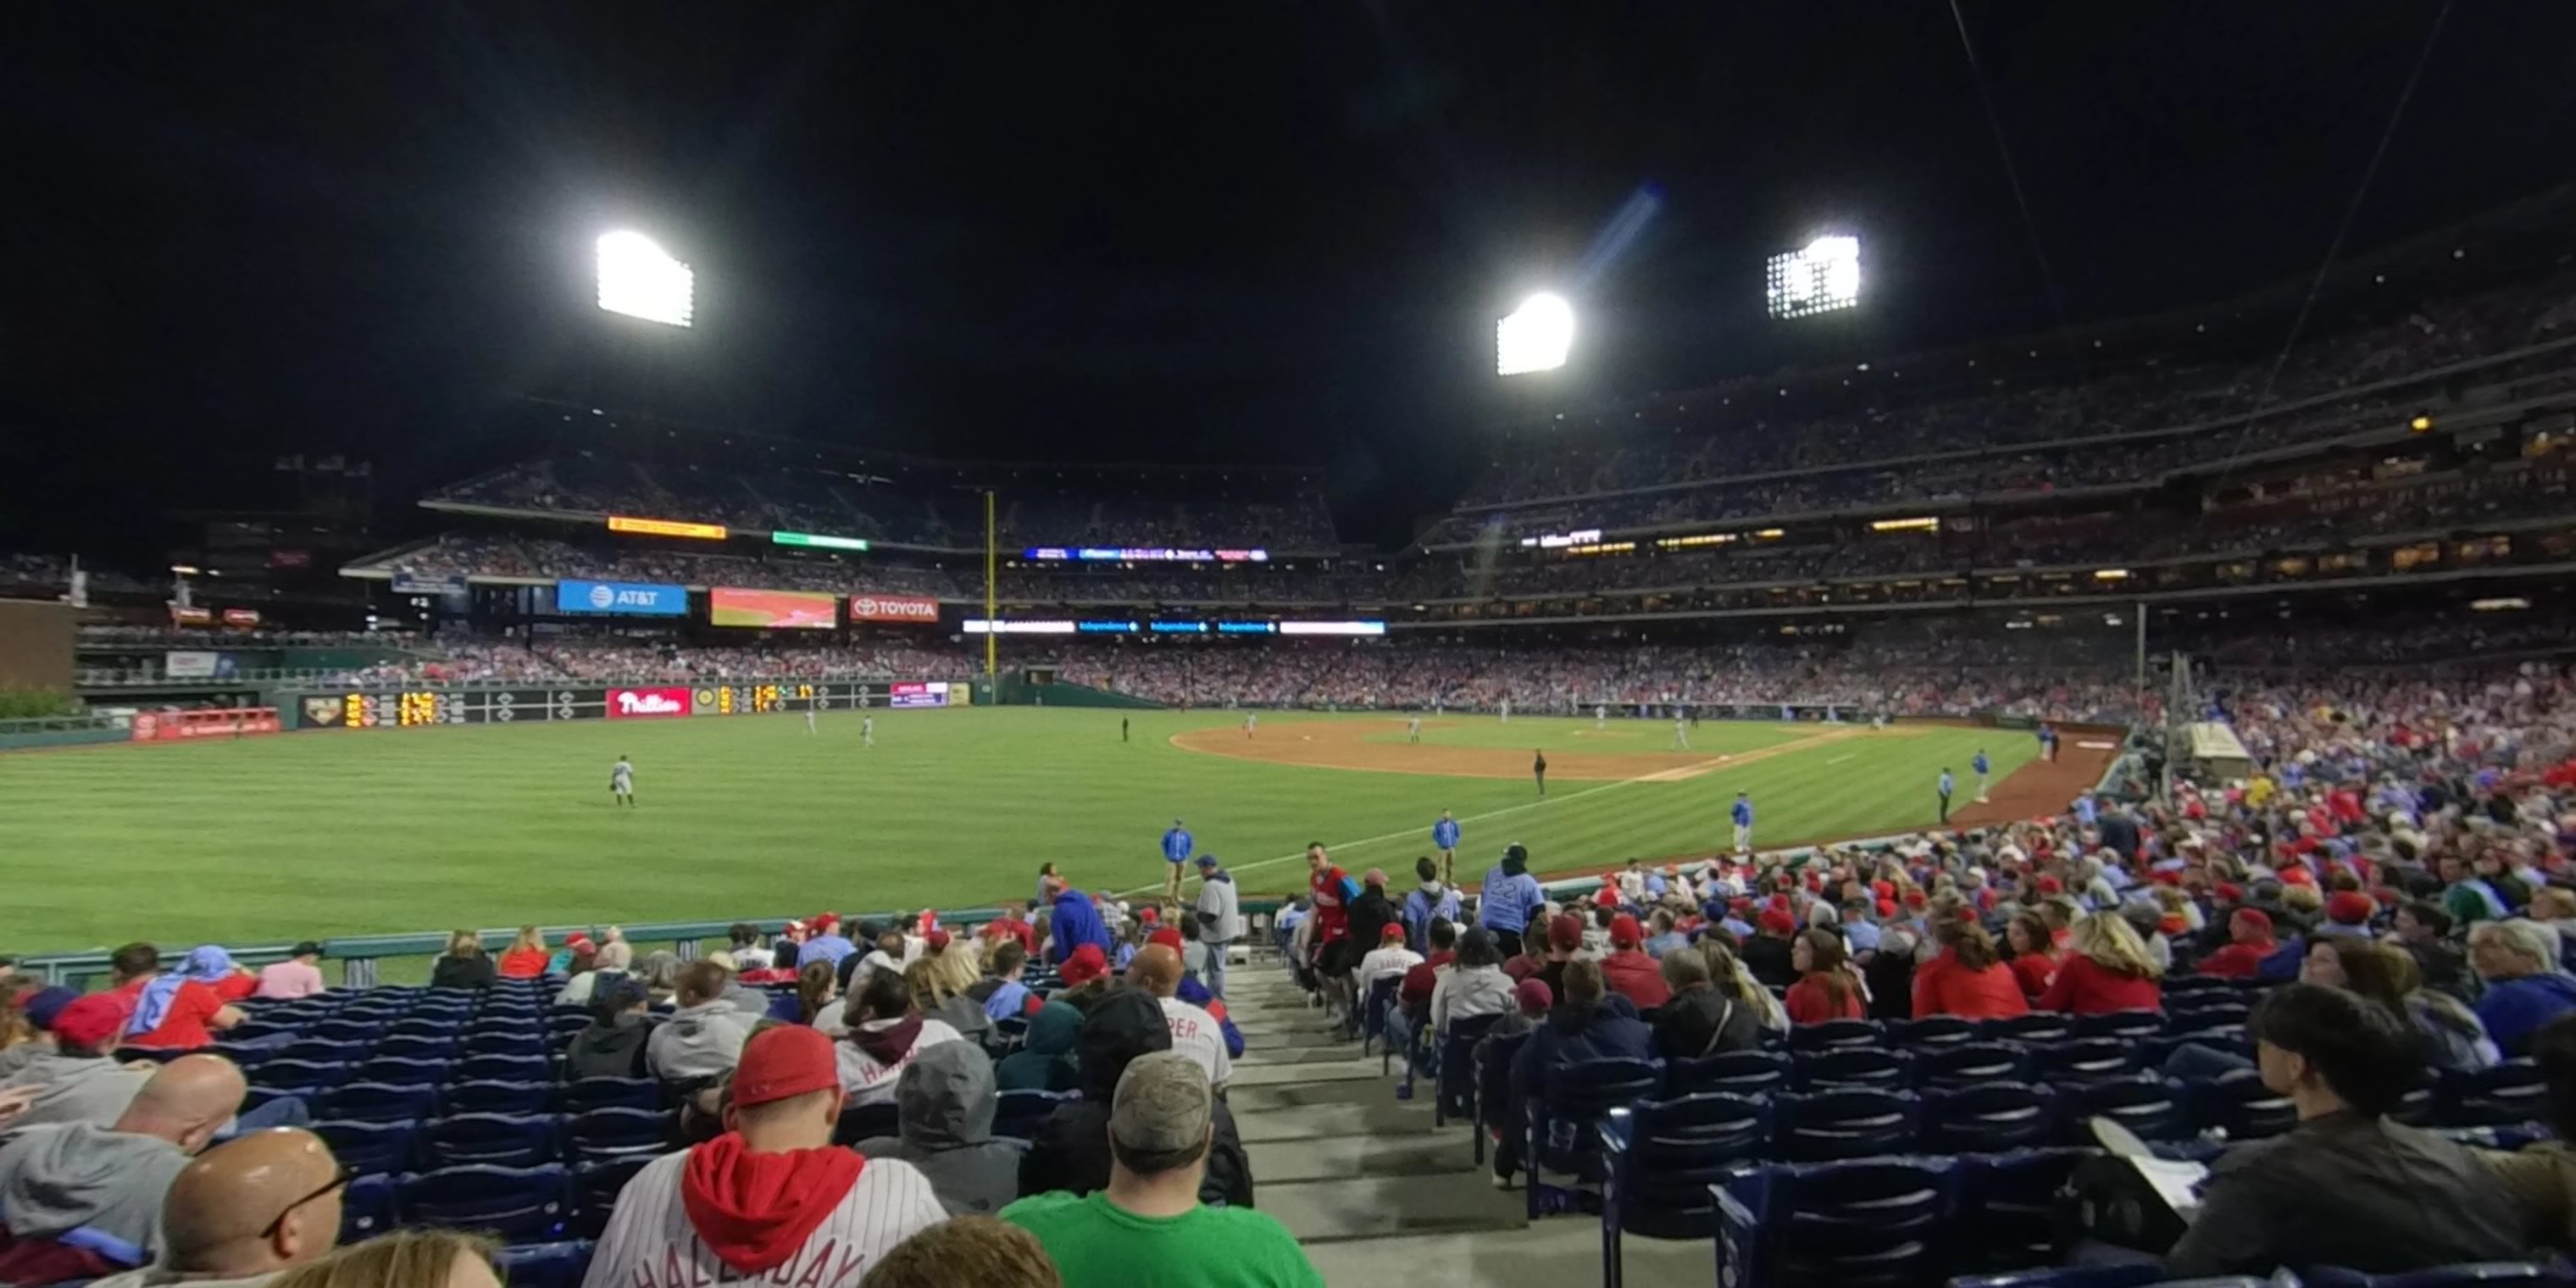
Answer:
[[849, 1042, 1023, 1217], [994, 1002, 1081, 1092], [1016, 991, 1252, 1208], [1403, 881, 1462, 952], [647, 998, 763, 1088], [3, 1057, 150, 1129], [564, 1013, 653, 1082], [1049, 890, 1113, 965], [835, 1018, 964, 1107], [582, 1134, 944, 1288], [0, 1122, 192, 1270], [1480, 858, 1546, 935], [2475, 972, 2576, 1058]]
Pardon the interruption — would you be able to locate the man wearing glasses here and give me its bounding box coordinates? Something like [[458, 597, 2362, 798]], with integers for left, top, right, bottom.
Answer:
[[90, 1128, 347, 1288]]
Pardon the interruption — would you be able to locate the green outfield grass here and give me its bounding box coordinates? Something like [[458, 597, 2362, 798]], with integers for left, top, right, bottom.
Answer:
[[0, 708, 2031, 953]]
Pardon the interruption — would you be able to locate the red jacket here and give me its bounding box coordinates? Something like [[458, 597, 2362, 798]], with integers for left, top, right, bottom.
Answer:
[[1600, 950, 1671, 1010], [2196, 941, 2274, 979], [1401, 951, 1454, 1013], [2007, 952, 2061, 999], [1785, 974, 1866, 1024], [1910, 951, 2031, 1019], [2035, 953, 2164, 1015]]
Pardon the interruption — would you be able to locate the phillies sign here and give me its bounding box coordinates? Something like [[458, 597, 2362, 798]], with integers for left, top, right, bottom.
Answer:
[[849, 594, 941, 624], [607, 686, 694, 719]]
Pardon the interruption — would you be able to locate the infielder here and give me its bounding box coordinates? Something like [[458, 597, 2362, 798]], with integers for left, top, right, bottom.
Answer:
[[1595, 704, 1607, 730], [1407, 715, 1422, 743], [1499, 697, 1511, 724], [1244, 712, 1257, 739]]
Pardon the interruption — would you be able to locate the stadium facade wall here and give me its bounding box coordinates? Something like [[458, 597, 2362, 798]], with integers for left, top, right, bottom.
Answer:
[[0, 597, 76, 692]]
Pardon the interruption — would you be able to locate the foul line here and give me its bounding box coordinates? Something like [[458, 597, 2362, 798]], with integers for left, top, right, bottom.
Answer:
[[1110, 771, 1668, 899]]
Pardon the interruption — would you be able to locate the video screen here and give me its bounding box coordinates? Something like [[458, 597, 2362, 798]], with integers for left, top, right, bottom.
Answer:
[[708, 587, 838, 630]]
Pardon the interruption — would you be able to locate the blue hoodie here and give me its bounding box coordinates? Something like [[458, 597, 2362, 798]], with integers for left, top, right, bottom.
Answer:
[[1403, 882, 1462, 952], [1479, 863, 1545, 935], [1432, 817, 1461, 851], [2474, 972, 2576, 1058], [1049, 890, 1113, 965]]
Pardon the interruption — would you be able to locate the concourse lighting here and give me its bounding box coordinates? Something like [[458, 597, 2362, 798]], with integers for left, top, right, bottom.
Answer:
[[1497, 293, 1574, 375], [597, 231, 695, 327]]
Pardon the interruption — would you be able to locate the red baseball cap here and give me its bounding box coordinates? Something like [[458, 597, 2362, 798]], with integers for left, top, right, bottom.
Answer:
[[1546, 914, 1585, 952], [1758, 909, 1797, 936], [1138, 907, 1159, 924], [924, 930, 952, 953], [2035, 875, 2063, 896], [2325, 891, 2375, 925], [1608, 913, 1643, 950], [2279, 867, 2317, 887], [1875, 898, 1898, 919], [2234, 908, 2273, 936], [1060, 944, 1108, 986], [1381, 924, 1408, 943], [52, 993, 134, 1049], [1150, 928, 1186, 951], [731, 1025, 841, 1108]]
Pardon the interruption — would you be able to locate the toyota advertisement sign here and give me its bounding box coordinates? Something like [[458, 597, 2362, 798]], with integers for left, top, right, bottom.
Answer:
[[849, 593, 941, 625], [607, 686, 695, 719], [556, 579, 689, 616]]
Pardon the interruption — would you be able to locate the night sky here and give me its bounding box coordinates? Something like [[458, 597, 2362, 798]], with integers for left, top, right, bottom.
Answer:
[[6, 3, 2573, 564]]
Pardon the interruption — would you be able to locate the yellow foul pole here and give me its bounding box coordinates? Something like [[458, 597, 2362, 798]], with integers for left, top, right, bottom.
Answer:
[[984, 490, 997, 679]]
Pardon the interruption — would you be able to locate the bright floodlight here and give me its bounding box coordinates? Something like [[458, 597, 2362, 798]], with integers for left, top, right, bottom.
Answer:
[[1496, 292, 1574, 375], [597, 231, 694, 327], [1766, 235, 1861, 319]]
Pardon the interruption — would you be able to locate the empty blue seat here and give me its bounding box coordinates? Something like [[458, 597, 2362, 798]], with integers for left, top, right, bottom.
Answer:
[[448, 1080, 558, 1116], [304, 1021, 384, 1046], [2064, 1072, 2190, 1143], [1474, 1030, 1533, 1168], [573, 1158, 651, 1239], [1430, 1013, 1502, 1128], [1669, 1049, 1792, 1096], [1527, 1056, 1663, 1219], [207, 1041, 277, 1069], [497, 1240, 596, 1288], [1985, 1013, 2072, 1046], [1946, 1265, 2168, 1288], [1357, 975, 1401, 1056], [1924, 1081, 2060, 1153], [341, 1174, 397, 1243], [994, 1089, 1074, 1141], [1890, 1016, 1977, 1048], [2185, 1069, 2296, 1141], [2167, 997, 2250, 1028], [2300, 1263, 2576, 1288], [1774, 1088, 1921, 1162], [1798, 1046, 1915, 1091], [1954, 1148, 2091, 1272], [401, 1164, 571, 1243], [565, 1108, 674, 1164], [374, 1036, 457, 1062], [2074, 1009, 2166, 1041], [832, 1100, 902, 1147], [314, 1119, 419, 1176], [1601, 1093, 1772, 1247], [457, 1054, 553, 1084], [2437, 1061, 2545, 1129], [423, 1113, 562, 1168], [319, 1081, 440, 1124], [255, 1059, 353, 1092], [466, 1032, 547, 1059], [360, 1056, 453, 1086], [564, 1078, 661, 1115], [1918, 1041, 2033, 1089], [2031, 1037, 2137, 1085], [1787, 1019, 1882, 1052], [1717, 1156, 1963, 1288]]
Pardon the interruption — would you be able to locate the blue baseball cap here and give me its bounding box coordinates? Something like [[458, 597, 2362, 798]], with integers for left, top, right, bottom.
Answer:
[[1196, 855, 1219, 869], [21, 986, 79, 1030]]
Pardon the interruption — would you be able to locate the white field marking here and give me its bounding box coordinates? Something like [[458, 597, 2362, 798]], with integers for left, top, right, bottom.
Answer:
[[1825, 753, 1858, 765], [1111, 773, 1657, 897]]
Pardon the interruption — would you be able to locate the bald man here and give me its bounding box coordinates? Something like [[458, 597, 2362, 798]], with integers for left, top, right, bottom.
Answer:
[[90, 1128, 344, 1288], [0, 1055, 247, 1282], [1125, 945, 1229, 1090]]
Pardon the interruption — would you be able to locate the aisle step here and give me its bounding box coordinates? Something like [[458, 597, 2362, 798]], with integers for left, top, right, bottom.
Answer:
[[1233, 1102, 1447, 1141], [1259, 1174, 1527, 1243], [1244, 1132, 1473, 1183]]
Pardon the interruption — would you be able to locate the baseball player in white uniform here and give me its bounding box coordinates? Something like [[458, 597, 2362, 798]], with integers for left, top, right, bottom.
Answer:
[[609, 756, 635, 806], [862, 714, 875, 747], [1407, 715, 1422, 743], [1673, 715, 1691, 750]]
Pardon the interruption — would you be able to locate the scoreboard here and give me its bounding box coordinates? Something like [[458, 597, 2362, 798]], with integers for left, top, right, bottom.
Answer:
[[292, 680, 956, 730]]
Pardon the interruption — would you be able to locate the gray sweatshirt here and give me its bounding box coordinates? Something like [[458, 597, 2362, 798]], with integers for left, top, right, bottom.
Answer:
[[0, 1122, 192, 1268], [851, 1042, 1023, 1217], [644, 999, 759, 1086], [7, 1058, 149, 1129]]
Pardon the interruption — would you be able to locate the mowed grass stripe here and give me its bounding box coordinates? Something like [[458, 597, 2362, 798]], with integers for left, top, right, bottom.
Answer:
[[0, 709, 2042, 952]]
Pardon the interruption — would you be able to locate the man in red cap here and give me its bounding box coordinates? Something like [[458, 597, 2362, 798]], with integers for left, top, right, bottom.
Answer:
[[2197, 909, 2280, 979], [1356, 923, 1424, 993], [2318, 891, 2378, 938], [586, 1025, 945, 1288], [1598, 914, 1670, 1009], [1052, 944, 1113, 1013]]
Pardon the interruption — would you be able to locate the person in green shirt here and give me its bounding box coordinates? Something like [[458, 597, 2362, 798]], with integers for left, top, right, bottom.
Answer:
[[1001, 1051, 1319, 1288]]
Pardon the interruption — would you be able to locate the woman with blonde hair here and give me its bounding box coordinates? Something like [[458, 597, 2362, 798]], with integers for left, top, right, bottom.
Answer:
[[269, 1230, 501, 1288], [597, 925, 634, 971], [2037, 913, 2165, 1014], [1699, 938, 1790, 1031], [906, 955, 992, 1047], [430, 930, 495, 990], [496, 926, 549, 980]]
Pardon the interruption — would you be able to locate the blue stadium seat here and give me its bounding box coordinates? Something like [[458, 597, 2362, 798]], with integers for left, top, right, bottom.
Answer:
[[1985, 1013, 2073, 1046], [832, 1101, 902, 1147], [1599, 1094, 1772, 1248], [255, 1059, 353, 1092], [2300, 1263, 2576, 1288], [1918, 1041, 2033, 1089], [401, 1164, 572, 1243], [1358, 975, 1401, 1058], [304, 1021, 385, 1046], [1953, 1148, 2092, 1273], [1890, 1016, 1977, 1048], [1797, 1047, 1915, 1091], [373, 1035, 458, 1062], [1669, 1049, 1792, 1097], [2166, 997, 2250, 1029], [314, 1120, 419, 1176], [319, 1081, 440, 1124], [564, 1078, 661, 1115], [497, 1240, 596, 1288], [1946, 1266, 2167, 1288], [1430, 1013, 1502, 1128], [465, 1031, 547, 1058], [447, 1080, 558, 1116], [2074, 1009, 2166, 1041], [565, 1108, 674, 1165], [1715, 1156, 1963, 1288], [1787, 1019, 1882, 1052], [1773, 1088, 1920, 1162], [2064, 1073, 2190, 1143], [1527, 1058, 1663, 1217], [574, 1158, 652, 1239], [2031, 1037, 2138, 1085], [386, 1021, 465, 1044], [341, 1174, 398, 1243], [1923, 1081, 2061, 1153], [207, 1041, 277, 1069], [424, 1113, 563, 1168], [994, 1089, 1074, 1141], [2436, 1061, 2545, 1129], [2185, 1068, 2296, 1141], [457, 1054, 553, 1084], [1474, 1030, 1534, 1168]]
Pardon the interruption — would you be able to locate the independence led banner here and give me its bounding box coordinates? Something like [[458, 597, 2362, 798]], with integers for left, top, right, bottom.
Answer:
[[555, 580, 689, 616], [608, 515, 728, 541], [1021, 547, 1268, 564], [709, 586, 839, 630], [772, 530, 870, 552]]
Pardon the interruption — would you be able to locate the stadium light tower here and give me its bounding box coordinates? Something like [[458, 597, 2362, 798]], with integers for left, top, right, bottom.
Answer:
[[1496, 292, 1574, 375], [597, 230, 694, 327]]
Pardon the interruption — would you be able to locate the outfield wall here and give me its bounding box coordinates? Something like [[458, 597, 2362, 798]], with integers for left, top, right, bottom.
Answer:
[[273, 677, 969, 729]]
